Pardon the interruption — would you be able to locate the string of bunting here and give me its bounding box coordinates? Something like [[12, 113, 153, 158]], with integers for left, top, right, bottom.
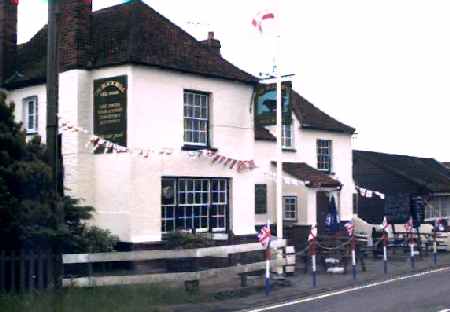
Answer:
[[58, 118, 257, 173], [355, 186, 385, 200], [263, 172, 309, 186]]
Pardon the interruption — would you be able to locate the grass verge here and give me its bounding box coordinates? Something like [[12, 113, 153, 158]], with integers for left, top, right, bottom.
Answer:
[[0, 284, 213, 312]]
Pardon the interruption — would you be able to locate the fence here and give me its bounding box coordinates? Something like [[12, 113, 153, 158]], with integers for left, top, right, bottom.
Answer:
[[62, 240, 287, 288], [0, 250, 61, 293]]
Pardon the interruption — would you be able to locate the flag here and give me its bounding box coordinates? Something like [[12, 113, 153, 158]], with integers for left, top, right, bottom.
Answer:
[[258, 225, 271, 248], [251, 10, 275, 33], [404, 217, 413, 233], [381, 216, 389, 232], [308, 224, 317, 241], [344, 221, 354, 236]]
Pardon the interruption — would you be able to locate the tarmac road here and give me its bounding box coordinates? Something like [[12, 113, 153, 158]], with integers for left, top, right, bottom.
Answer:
[[243, 267, 450, 312]]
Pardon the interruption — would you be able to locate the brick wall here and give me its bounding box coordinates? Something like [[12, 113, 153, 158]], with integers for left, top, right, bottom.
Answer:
[[0, 0, 17, 85], [58, 0, 92, 71]]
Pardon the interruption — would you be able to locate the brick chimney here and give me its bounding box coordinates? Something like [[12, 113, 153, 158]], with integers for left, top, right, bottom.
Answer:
[[200, 31, 221, 55], [0, 0, 17, 86], [58, 0, 92, 71]]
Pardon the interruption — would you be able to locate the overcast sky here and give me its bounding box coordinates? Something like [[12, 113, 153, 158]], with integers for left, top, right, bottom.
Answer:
[[17, 0, 450, 162]]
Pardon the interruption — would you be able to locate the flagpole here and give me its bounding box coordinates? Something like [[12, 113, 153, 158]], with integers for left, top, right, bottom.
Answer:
[[275, 23, 283, 240]]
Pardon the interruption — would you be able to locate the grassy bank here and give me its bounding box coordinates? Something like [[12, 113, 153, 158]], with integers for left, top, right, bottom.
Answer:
[[0, 284, 212, 312]]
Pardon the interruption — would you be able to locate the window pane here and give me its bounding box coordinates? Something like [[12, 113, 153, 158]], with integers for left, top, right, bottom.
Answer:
[[183, 91, 209, 145], [255, 184, 267, 214], [161, 178, 176, 205]]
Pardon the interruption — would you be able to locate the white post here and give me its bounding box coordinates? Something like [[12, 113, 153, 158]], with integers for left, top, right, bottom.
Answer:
[[275, 34, 283, 239], [265, 219, 271, 295]]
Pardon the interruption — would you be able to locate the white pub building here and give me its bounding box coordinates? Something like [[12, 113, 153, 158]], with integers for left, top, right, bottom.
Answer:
[[0, 0, 356, 245]]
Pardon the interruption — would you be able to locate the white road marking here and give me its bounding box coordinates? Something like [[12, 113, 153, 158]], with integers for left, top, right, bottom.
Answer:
[[241, 266, 450, 312]]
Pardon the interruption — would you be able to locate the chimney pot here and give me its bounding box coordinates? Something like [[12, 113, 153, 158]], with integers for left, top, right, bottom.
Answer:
[[201, 31, 221, 55]]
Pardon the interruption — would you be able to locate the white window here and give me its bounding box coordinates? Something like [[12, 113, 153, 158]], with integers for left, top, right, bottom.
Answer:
[[282, 124, 293, 148], [283, 196, 297, 221], [184, 91, 209, 146], [425, 196, 450, 220], [23, 96, 38, 134], [317, 139, 332, 172], [161, 177, 228, 233]]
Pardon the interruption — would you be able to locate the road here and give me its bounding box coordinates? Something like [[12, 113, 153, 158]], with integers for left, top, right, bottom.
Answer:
[[243, 267, 450, 312]]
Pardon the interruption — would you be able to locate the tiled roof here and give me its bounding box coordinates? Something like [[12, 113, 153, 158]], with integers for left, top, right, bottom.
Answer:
[[354, 150, 450, 193], [442, 162, 450, 169], [255, 89, 355, 141], [271, 161, 342, 188], [4, 1, 257, 89], [255, 126, 276, 141], [291, 91, 355, 134]]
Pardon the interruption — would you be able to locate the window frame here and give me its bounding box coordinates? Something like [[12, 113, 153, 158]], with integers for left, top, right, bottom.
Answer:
[[161, 177, 229, 234], [425, 195, 450, 220], [281, 124, 294, 149], [317, 139, 332, 172], [183, 90, 210, 148], [23, 96, 38, 134], [255, 184, 267, 214], [283, 195, 298, 221]]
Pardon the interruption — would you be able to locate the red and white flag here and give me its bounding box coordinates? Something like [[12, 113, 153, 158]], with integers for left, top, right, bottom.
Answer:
[[308, 224, 318, 241], [344, 221, 354, 237], [258, 225, 271, 248], [382, 216, 389, 232], [404, 217, 413, 233], [251, 10, 275, 33]]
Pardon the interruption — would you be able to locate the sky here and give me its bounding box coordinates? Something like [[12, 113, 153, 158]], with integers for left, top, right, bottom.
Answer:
[[16, 0, 450, 162]]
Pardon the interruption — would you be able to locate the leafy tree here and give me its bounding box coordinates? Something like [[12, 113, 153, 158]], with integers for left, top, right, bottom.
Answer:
[[0, 92, 117, 252]]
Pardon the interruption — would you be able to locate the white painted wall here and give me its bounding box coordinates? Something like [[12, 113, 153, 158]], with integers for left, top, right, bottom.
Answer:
[[6, 64, 354, 243], [6, 84, 47, 142], [8, 66, 256, 243], [254, 113, 355, 227]]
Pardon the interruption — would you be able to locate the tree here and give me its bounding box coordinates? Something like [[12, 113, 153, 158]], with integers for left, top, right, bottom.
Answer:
[[0, 92, 117, 252]]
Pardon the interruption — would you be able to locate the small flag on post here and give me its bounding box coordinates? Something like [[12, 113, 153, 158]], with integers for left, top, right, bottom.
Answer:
[[308, 224, 317, 242], [404, 216, 413, 233], [382, 216, 389, 232], [251, 10, 275, 33], [258, 224, 272, 248], [344, 221, 354, 237]]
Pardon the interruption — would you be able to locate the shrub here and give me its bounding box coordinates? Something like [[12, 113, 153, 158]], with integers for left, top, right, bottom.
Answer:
[[165, 232, 215, 249]]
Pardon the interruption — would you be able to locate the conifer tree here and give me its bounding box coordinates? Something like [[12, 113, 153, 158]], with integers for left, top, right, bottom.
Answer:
[[0, 92, 117, 252]]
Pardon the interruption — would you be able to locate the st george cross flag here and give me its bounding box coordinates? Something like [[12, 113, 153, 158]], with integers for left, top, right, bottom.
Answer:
[[308, 224, 318, 241], [258, 225, 271, 248], [251, 10, 275, 33], [404, 217, 413, 233], [344, 221, 354, 236], [381, 216, 389, 232]]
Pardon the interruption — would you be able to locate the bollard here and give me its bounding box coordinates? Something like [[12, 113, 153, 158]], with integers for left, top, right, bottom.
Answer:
[[433, 232, 437, 265], [309, 240, 317, 288], [265, 245, 271, 296], [383, 233, 388, 274], [351, 235, 356, 280], [410, 239, 415, 269]]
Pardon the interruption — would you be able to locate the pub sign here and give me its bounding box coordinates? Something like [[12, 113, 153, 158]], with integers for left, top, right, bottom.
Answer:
[[93, 75, 127, 146], [254, 81, 292, 126]]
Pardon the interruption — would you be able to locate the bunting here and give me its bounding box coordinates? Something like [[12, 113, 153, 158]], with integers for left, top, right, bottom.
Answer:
[[58, 117, 256, 173]]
